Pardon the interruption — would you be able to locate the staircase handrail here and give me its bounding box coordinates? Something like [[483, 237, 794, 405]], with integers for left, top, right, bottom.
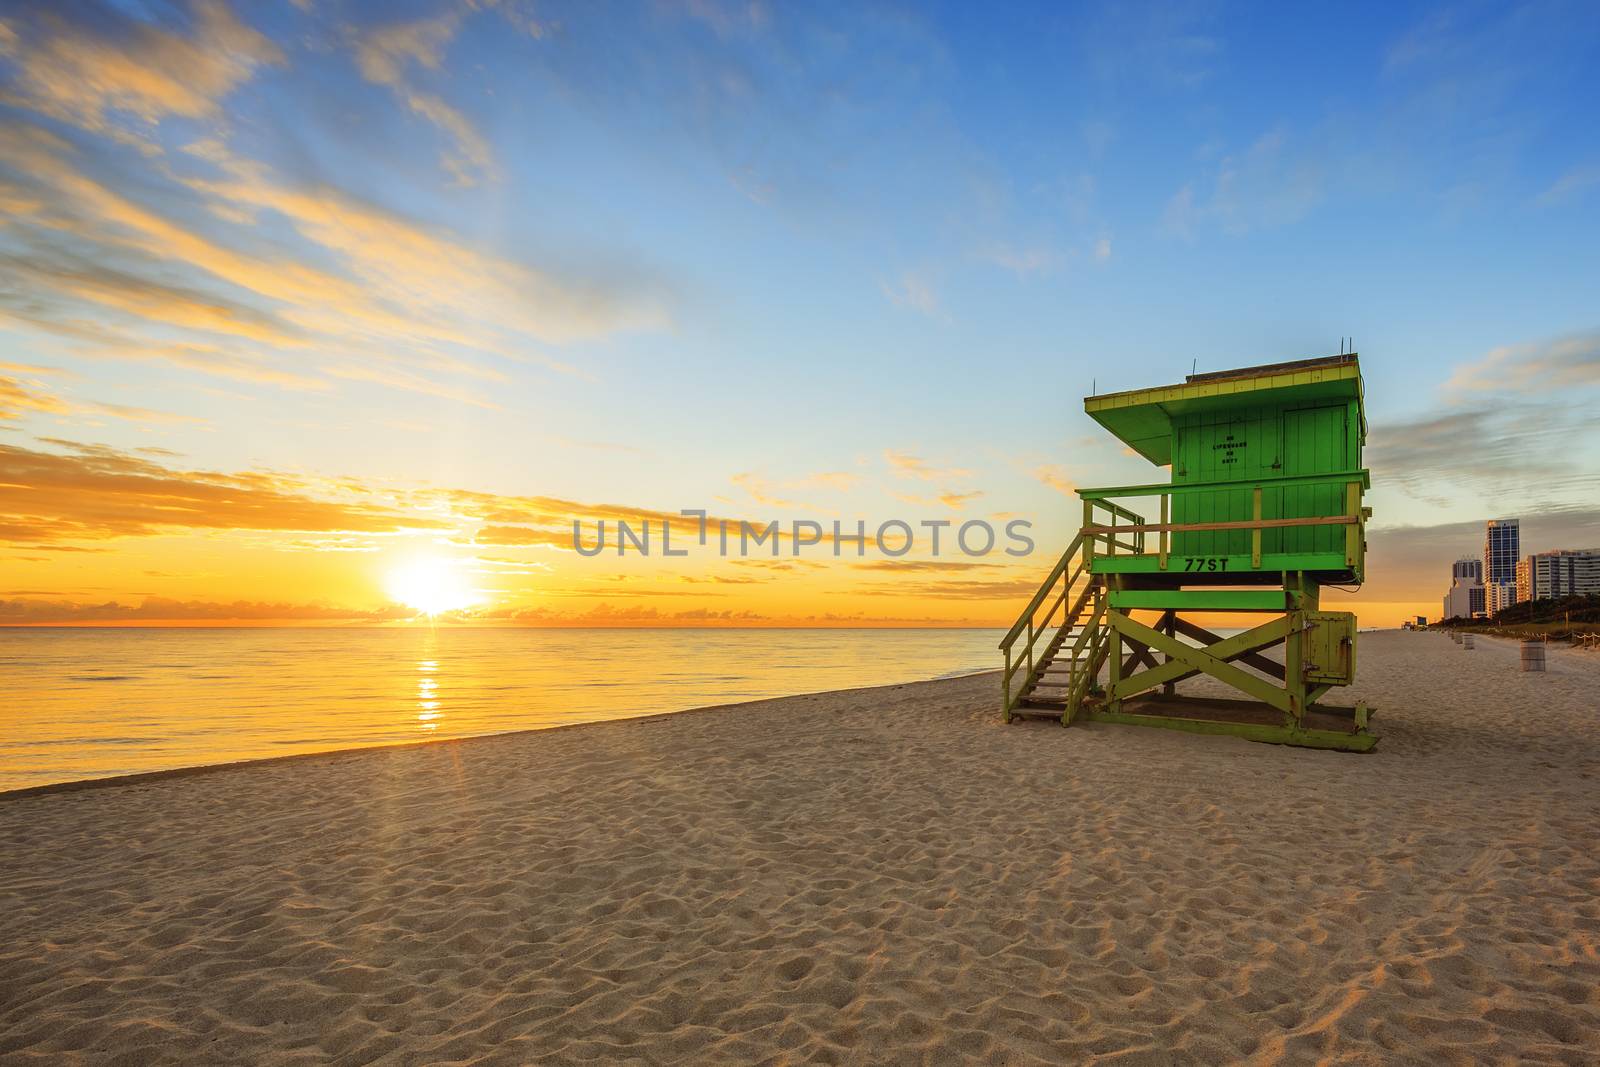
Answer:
[[999, 533, 1082, 652]]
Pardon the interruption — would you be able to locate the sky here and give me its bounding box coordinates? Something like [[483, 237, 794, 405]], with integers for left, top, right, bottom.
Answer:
[[0, 0, 1598, 628]]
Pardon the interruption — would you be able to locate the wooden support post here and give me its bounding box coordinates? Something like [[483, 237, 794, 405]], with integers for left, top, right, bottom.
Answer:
[[1251, 486, 1262, 568], [1161, 610, 1176, 696], [1284, 609, 1306, 728], [1025, 618, 1035, 681], [1345, 481, 1360, 567], [1158, 494, 1169, 570], [1106, 579, 1123, 713], [1284, 572, 1320, 613], [1002, 647, 1012, 721]]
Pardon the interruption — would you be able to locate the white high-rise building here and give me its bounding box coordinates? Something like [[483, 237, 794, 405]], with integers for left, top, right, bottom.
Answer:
[[1443, 557, 1487, 620], [1516, 549, 1600, 602]]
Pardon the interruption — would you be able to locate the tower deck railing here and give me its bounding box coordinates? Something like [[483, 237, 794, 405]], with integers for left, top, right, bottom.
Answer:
[[1076, 469, 1370, 573]]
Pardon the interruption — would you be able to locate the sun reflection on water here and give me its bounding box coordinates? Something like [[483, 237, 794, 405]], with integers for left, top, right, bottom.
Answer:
[[417, 658, 441, 730]]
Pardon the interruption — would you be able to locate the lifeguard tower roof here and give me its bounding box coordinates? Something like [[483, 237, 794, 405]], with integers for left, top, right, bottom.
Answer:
[[1084, 354, 1364, 466]]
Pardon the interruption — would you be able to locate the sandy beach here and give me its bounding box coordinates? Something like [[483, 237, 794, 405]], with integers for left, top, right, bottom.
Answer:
[[2, 629, 1598, 1064]]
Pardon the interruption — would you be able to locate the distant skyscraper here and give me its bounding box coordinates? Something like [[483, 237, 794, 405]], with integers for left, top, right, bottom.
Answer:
[[1485, 518, 1520, 614], [1516, 549, 1600, 602], [1443, 557, 1488, 620]]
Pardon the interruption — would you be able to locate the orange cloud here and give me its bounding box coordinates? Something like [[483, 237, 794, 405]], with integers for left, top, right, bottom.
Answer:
[[884, 449, 972, 482], [1034, 464, 1076, 496], [889, 488, 985, 511], [851, 560, 1005, 572], [0, 1, 281, 138], [186, 147, 667, 350], [0, 373, 70, 419], [322, 364, 500, 409], [852, 577, 1043, 600], [0, 440, 443, 543], [481, 603, 769, 626], [794, 471, 861, 491], [938, 489, 984, 509], [731, 472, 794, 507], [0, 371, 199, 425], [1, 255, 305, 348], [469, 525, 582, 549], [0, 308, 331, 392]]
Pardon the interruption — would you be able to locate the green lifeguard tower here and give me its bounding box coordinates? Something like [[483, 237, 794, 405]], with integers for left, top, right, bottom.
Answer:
[[1000, 353, 1376, 751]]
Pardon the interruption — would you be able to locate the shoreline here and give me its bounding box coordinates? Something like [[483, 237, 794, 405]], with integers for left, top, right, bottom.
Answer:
[[0, 670, 996, 803], [1, 627, 1552, 801]]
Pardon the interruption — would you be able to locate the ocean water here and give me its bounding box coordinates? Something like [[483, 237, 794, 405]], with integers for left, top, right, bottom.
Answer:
[[0, 627, 1004, 792]]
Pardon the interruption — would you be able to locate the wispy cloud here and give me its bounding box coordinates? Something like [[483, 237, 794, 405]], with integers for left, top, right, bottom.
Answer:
[[676, 0, 772, 39], [937, 490, 983, 510], [483, 603, 769, 626], [1535, 165, 1600, 207], [730, 472, 794, 508], [322, 364, 500, 410], [1033, 464, 1076, 496], [1368, 328, 1600, 518], [1369, 402, 1600, 510], [851, 560, 1004, 573], [0, 371, 199, 426], [881, 271, 944, 319], [181, 140, 667, 351], [852, 577, 1042, 600], [980, 244, 1059, 276], [1445, 329, 1600, 395], [888, 489, 986, 512], [1086, 3, 1222, 89], [0, 121, 669, 403], [352, 12, 496, 185], [0, 440, 440, 543], [0, 253, 305, 348], [884, 449, 971, 483], [1163, 126, 1324, 238], [730, 469, 859, 507], [793, 471, 860, 491], [0, 1, 281, 143]]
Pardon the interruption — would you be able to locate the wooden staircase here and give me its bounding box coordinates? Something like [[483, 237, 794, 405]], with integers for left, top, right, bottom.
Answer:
[[999, 531, 1109, 724], [1011, 623, 1096, 716]]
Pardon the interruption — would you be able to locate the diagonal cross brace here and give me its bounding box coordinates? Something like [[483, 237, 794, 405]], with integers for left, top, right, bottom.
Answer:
[[1107, 613, 1294, 711], [1171, 616, 1287, 681], [1118, 633, 1162, 675]]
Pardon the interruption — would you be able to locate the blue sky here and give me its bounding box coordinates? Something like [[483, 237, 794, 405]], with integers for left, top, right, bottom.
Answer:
[[1, 0, 1598, 622]]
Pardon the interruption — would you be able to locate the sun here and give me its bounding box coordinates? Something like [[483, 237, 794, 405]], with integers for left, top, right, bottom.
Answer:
[[385, 557, 478, 617]]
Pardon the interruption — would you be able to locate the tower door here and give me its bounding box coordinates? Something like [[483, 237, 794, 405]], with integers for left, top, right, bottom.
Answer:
[[1172, 411, 1277, 557], [1278, 406, 1349, 555]]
